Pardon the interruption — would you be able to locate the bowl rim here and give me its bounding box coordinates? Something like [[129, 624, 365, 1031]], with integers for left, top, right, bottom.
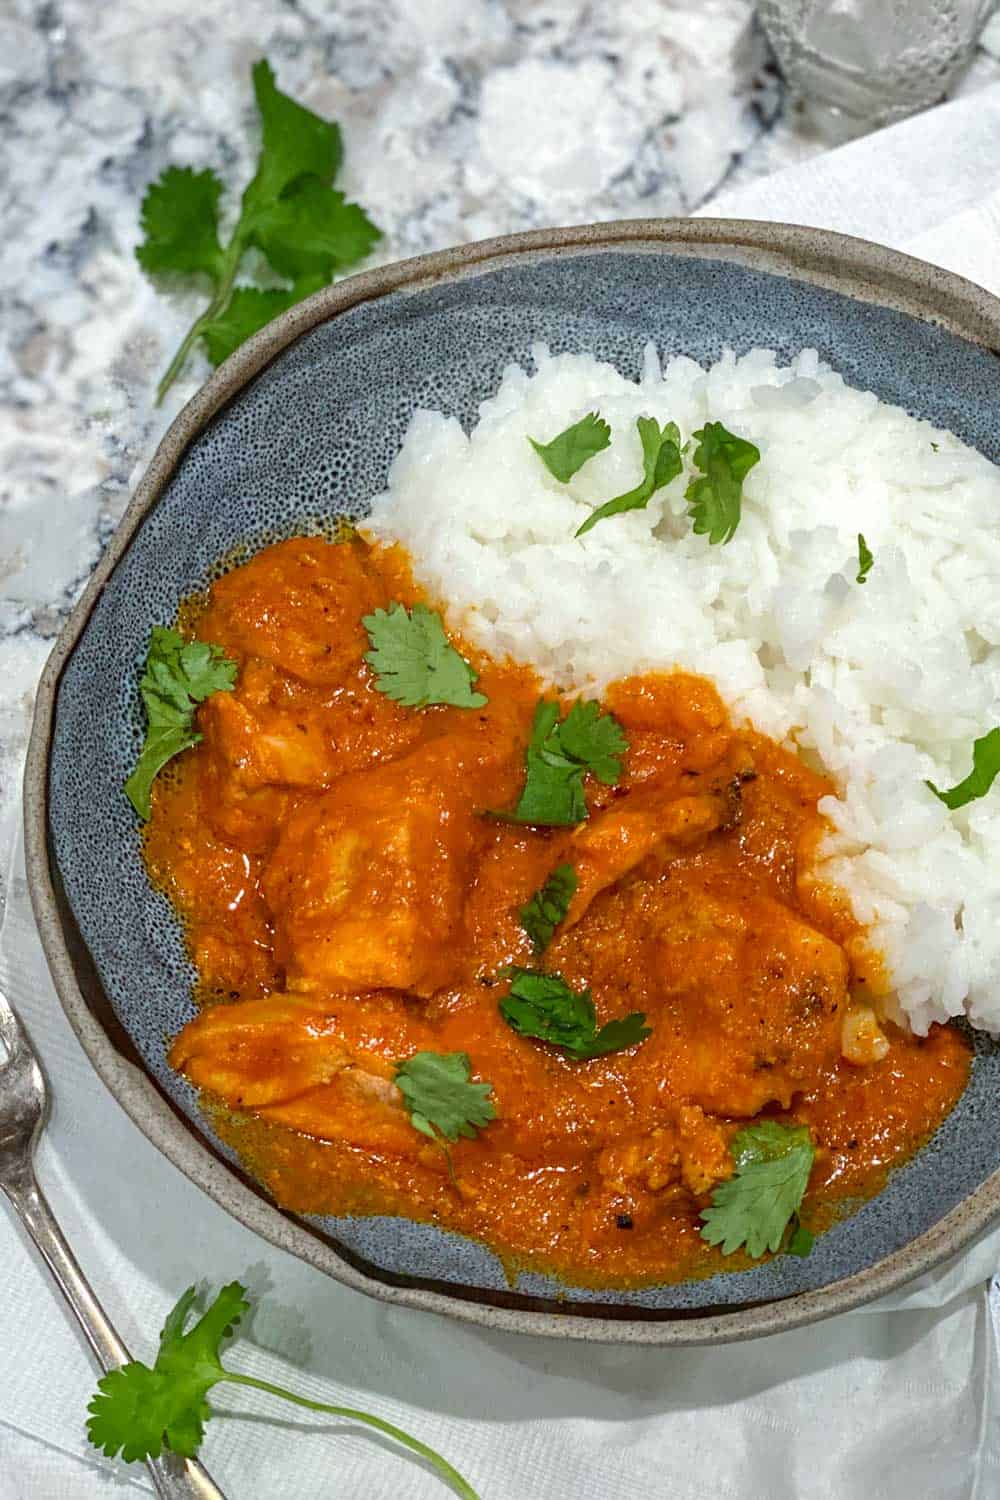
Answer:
[[23, 215, 1000, 1345]]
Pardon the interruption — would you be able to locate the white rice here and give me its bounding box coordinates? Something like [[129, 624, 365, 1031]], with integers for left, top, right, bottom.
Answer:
[[364, 344, 1000, 1035]]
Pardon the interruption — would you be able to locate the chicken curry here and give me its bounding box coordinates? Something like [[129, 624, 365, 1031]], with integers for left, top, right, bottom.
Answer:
[[145, 535, 971, 1286]]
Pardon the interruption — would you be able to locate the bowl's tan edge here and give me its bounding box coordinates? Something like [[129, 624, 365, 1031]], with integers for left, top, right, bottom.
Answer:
[[23, 216, 1000, 1345]]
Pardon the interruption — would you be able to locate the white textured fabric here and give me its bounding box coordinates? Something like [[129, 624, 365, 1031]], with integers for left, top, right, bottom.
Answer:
[[699, 81, 1000, 293], [5, 83, 1000, 1500]]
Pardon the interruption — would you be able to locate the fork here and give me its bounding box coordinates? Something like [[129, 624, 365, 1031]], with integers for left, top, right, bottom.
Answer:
[[0, 985, 226, 1499]]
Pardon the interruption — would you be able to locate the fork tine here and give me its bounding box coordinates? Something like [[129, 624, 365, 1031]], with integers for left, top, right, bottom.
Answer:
[[0, 987, 40, 1091], [0, 987, 23, 1058]]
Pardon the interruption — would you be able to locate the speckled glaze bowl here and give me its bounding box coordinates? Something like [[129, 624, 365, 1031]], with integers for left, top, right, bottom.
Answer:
[[25, 220, 1000, 1344]]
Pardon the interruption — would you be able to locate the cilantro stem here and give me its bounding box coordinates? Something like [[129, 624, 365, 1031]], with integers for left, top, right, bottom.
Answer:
[[221, 1373, 480, 1499], [154, 235, 245, 406]]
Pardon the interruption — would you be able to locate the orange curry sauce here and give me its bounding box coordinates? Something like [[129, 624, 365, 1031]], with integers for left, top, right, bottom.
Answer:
[[146, 536, 971, 1287]]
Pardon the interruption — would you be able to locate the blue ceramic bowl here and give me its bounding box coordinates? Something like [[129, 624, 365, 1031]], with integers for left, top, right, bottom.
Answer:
[[26, 221, 1000, 1343]]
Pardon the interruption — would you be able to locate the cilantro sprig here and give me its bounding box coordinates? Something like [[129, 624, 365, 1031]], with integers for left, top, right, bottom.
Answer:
[[395, 1051, 497, 1143], [138, 60, 380, 403], [87, 1282, 478, 1498], [685, 421, 760, 545], [575, 417, 682, 537], [490, 698, 627, 827], [529, 412, 611, 482], [500, 967, 650, 1060], [927, 728, 1000, 810], [124, 627, 237, 820], [856, 532, 874, 583], [520, 864, 578, 955], [362, 602, 487, 709], [699, 1121, 815, 1260]]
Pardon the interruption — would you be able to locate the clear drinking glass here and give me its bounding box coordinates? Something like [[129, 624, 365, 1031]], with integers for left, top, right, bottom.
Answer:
[[758, 0, 996, 138]]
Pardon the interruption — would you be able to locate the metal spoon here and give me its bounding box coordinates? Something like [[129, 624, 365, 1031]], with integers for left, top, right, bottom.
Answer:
[[0, 985, 226, 1499]]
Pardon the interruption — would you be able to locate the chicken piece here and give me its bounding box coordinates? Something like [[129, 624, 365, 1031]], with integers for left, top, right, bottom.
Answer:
[[561, 874, 849, 1119], [200, 537, 380, 685], [656, 886, 848, 1116], [605, 671, 751, 784], [170, 995, 355, 1107], [196, 748, 291, 855], [202, 694, 334, 790], [675, 1104, 735, 1195], [170, 994, 434, 1158], [259, 1072, 425, 1158], [195, 651, 432, 854], [263, 796, 467, 996], [840, 1002, 890, 1065], [465, 778, 738, 971], [193, 672, 310, 858], [262, 733, 502, 996], [595, 1105, 733, 1198], [564, 789, 731, 932]]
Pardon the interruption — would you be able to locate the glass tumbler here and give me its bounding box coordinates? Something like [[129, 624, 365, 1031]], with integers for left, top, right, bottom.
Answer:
[[758, 0, 996, 138]]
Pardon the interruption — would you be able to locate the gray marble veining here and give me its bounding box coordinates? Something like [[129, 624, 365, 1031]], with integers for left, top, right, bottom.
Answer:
[[1, 0, 998, 890]]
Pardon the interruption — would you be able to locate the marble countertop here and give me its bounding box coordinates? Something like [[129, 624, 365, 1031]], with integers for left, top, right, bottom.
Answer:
[[2, 0, 999, 882]]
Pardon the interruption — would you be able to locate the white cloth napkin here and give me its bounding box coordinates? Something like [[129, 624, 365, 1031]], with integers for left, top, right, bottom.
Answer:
[[6, 83, 1000, 1500], [698, 81, 1000, 299]]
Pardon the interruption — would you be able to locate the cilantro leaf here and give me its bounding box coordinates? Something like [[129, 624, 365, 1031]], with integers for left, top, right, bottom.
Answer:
[[242, 58, 343, 212], [124, 627, 237, 820], [247, 180, 381, 281], [362, 601, 487, 709], [125, 723, 202, 821], [490, 697, 628, 826], [685, 421, 760, 545], [200, 286, 300, 365], [927, 727, 1000, 810], [557, 699, 628, 784], [496, 700, 587, 824], [700, 1121, 815, 1259], [135, 167, 225, 280], [529, 412, 611, 483], [856, 532, 874, 583], [521, 863, 578, 955], [575, 416, 682, 537], [505, 756, 588, 825], [137, 60, 381, 404], [87, 1282, 478, 1497], [395, 1051, 497, 1143], [87, 1282, 250, 1462], [786, 1216, 815, 1257], [500, 968, 651, 1060]]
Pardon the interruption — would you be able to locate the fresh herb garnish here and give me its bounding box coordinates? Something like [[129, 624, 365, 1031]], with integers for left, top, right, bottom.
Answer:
[[500, 967, 650, 1060], [199, 287, 301, 366], [699, 1120, 815, 1259], [685, 421, 760, 545], [927, 728, 1000, 810], [395, 1051, 497, 1143], [555, 699, 629, 782], [786, 1215, 815, 1257], [520, 864, 578, 955], [138, 60, 381, 404], [489, 698, 628, 826], [856, 532, 874, 583], [496, 701, 587, 825], [575, 416, 682, 537], [124, 628, 237, 820], [529, 412, 611, 483], [87, 1282, 477, 1498], [362, 602, 487, 709]]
